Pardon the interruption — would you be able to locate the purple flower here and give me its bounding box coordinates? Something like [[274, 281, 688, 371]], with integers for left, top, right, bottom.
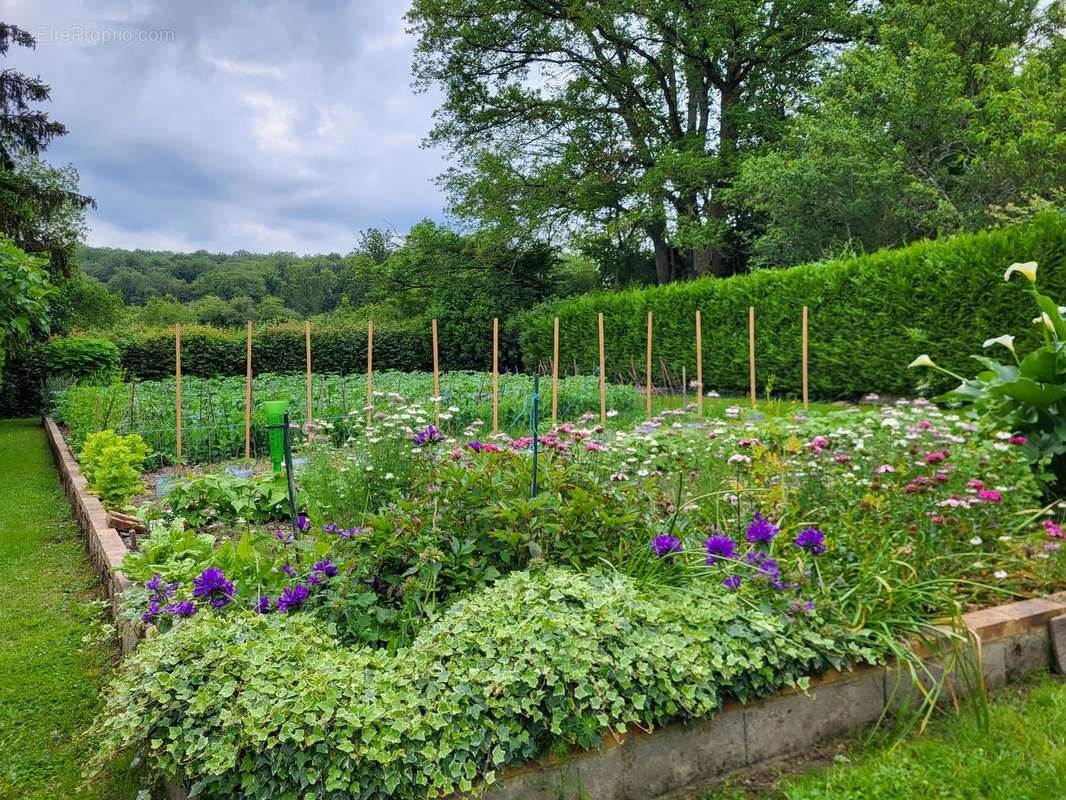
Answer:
[[166, 600, 197, 617], [795, 527, 827, 555], [141, 600, 161, 623], [466, 441, 484, 453], [704, 535, 739, 565], [722, 575, 742, 590], [746, 512, 780, 545], [276, 583, 310, 613], [274, 529, 294, 544], [145, 573, 178, 600], [652, 534, 682, 558], [746, 551, 790, 590], [313, 559, 338, 578], [254, 595, 272, 614], [192, 567, 235, 609], [282, 563, 297, 578], [296, 513, 311, 532], [412, 425, 445, 446]]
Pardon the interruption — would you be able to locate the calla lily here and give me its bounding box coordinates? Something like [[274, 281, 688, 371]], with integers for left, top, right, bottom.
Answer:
[[983, 335, 1016, 353], [1004, 261, 1038, 282], [1038, 312, 1055, 332], [908, 354, 936, 369]]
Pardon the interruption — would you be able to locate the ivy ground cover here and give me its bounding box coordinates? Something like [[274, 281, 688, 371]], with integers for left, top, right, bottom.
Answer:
[[88, 394, 1066, 799]]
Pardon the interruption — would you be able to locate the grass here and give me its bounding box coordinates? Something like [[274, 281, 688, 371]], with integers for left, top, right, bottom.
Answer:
[[705, 673, 1066, 800], [0, 419, 141, 800]]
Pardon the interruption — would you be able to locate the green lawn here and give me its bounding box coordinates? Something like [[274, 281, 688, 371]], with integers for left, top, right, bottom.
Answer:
[[0, 419, 141, 800], [706, 673, 1066, 800]]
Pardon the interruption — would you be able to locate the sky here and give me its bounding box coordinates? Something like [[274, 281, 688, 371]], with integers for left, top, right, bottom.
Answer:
[[3, 0, 447, 254]]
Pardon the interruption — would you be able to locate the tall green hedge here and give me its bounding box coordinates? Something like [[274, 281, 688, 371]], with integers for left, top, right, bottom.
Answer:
[[516, 214, 1066, 398]]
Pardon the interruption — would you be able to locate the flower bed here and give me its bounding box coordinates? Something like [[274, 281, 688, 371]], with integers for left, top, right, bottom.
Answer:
[[81, 392, 1066, 799]]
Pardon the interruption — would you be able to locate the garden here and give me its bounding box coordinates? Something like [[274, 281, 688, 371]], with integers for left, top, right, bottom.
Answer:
[[42, 263, 1064, 799]]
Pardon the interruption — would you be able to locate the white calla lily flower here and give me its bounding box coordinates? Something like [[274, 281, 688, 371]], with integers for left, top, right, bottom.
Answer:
[[1004, 261, 1038, 282], [908, 354, 936, 369], [982, 334, 1015, 352]]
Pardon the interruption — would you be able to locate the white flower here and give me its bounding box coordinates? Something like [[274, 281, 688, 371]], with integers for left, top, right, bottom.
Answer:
[[982, 334, 1015, 353], [993, 570, 1008, 580], [606, 409, 619, 418], [1004, 261, 1038, 283], [969, 537, 982, 546], [908, 354, 936, 369]]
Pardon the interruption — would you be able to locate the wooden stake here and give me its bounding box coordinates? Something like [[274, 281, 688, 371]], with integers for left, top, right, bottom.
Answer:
[[597, 312, 606, 424], [366, 320, 374, 427], [802, 305, 809, 411], [695, 310, 703, 417], [681, 365, 686, 405], [492, 317, 499, 433], [304, 321, 313, 424], [645, 311, 653, 416], [431, 318, 440, 425], [175, 323, 183, 463], [551, 317, 559, 426], [244, 321, 252, 467], [748, 306, 756, 406]]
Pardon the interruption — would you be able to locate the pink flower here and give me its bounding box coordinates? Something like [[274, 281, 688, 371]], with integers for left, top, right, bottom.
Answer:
[[833, 453, 851, 463], [935, 472, 949, 483], [1044, 519, 1064, 540], [585, 441, 604, 452], [917, 419, 933, 430], [810, 435, 829, 449], [925, 451, 948, 464], [967, 479, 984, 490], [1008, 435, 1028, 445], [978, 490, 1002, 502], [875, 464, 895, 474]]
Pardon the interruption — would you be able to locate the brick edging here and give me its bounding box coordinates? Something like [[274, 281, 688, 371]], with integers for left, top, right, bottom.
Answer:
[[43, 417, 140, 652]]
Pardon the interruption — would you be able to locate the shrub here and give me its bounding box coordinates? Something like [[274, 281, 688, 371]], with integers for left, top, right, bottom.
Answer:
[[516, 213, 1066, 399], [162, 473, 290, 526], [79, 430, 149, 507], [41, 335, 120, 381], [90, 569, 876, 799]]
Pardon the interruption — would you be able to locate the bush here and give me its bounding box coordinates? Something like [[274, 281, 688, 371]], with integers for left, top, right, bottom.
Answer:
[[79, 429, 149, 507], [516, 214, 1066, 398], [41, 335, 120, 381], [90, 569, 874, 799]]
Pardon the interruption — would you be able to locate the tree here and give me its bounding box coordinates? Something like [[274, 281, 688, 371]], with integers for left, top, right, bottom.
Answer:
[[733, 0, 1066, 265], [407, 0, 864, 283], [0, 235, 51, 384], [0, 23, 93, 276]]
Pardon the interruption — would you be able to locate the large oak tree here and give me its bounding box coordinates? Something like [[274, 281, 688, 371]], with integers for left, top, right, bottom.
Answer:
[[407, 0, 864, 282]]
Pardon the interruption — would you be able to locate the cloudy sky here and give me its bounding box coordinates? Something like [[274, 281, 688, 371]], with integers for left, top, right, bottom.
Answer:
[[4, 0, 447, 254]]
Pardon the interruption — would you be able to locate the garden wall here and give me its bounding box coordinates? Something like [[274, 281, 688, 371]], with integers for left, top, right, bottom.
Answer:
[[517, 213, 1066, 398]]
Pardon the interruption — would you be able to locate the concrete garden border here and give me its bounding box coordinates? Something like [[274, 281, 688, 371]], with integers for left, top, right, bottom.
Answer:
[[43, 416, 1066, 800]]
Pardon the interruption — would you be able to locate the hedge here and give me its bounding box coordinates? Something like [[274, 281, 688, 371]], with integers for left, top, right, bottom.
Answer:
[[516, 213, 1066, 398]]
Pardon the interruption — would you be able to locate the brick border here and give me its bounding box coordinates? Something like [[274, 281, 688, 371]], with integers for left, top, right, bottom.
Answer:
[[43, 417, 1065, 799], [43, 417, 140, 653]]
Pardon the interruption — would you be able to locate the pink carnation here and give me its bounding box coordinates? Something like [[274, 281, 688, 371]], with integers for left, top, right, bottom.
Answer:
[[1008, 435, 1028, 445], [978, 489, 1002, 502], [925, 451, 949, 464], [1044, 519, 1064, 540]]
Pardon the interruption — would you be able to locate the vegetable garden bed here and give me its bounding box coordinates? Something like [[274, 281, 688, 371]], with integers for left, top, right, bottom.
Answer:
[[47, 380, 1066, 800]]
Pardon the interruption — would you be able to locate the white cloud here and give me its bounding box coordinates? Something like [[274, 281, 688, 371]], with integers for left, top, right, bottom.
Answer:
[[5, 0, 447, 254]]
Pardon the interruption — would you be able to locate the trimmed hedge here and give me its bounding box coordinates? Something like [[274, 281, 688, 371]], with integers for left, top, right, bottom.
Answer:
[[516, 214, 1066, 398]]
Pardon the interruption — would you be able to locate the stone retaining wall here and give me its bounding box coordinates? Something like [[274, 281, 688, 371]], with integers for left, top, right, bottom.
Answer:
[[43, 417, 1066, 799]]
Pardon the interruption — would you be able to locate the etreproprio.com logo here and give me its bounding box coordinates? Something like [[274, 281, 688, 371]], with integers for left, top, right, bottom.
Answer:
[[36, 26, 176, 44]]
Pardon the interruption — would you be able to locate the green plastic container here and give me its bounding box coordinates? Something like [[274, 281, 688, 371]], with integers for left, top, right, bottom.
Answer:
[[262, 400, 289, 474]]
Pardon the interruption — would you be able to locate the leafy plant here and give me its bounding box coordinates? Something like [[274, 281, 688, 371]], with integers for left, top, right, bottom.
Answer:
[[911, 260, 1066, 494], [162, 472, 290, 526], [41, 335, 119, 382], [89, 569, 878, 800], [78, 429, 149, 507]]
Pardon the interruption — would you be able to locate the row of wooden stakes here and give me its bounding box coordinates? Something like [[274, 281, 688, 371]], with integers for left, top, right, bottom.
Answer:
[[169, 306, 809, 463]]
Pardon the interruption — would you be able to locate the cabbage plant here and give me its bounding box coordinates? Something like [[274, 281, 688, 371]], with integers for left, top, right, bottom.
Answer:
[[910, 261, 1066, 495]]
